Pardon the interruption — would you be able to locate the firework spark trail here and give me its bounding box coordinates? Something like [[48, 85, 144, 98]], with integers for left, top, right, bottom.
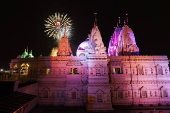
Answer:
[[44, 12, 72, 43]]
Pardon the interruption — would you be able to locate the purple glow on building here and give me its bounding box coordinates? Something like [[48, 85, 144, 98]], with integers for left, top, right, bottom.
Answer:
[[108, 25, 139, 56], [108, 27, 122, 56]]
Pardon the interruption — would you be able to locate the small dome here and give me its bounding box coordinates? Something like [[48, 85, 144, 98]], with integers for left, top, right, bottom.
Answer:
[[20, 49, 28, 58], [77, 39, 89, 50], [18, 49, 34, 58], [27, 50, 34, 58], [76, 38, 89, 56]]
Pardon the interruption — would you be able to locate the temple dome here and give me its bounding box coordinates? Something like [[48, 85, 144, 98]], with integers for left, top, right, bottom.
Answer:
[[17, 49, 34, 58], [27, 50, 34, 58], [20, 49, 28, 58], [76, 38, 89, 56]]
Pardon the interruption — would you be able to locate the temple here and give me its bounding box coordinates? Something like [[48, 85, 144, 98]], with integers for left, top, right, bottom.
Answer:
[[4, 14, 170, 112], [108, 15, 139, 56]]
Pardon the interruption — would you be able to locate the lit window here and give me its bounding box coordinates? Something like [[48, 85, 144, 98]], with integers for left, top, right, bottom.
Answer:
[[13, 69, 18, 73], [113, 68, 121, 74], [21, 69, 26, 74], [46, 68, 50, 74], [13, 64, 19, 74], [20, 63, 29, 75], [70, 68, 78, 74]]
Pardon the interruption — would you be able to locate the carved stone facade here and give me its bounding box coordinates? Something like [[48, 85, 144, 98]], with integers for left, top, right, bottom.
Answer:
[[109, 56, 170, 106], [9, 21, 170, 112]]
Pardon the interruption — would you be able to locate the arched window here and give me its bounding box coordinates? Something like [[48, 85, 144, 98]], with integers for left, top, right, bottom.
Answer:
[[156, 64, 163, 75], [162, 90, 168, 97], [140, 86, 147, 98], [97, 94, 103, 102], [96, 89, 104, 102], [70, 88, 78, 99], [137, 64, 143, 75], [112, 67, 121, 74], [70, 68, 78, 74], [43, 90, 49, 98], [116, 88, 123, 98], [46, 68, 50, 75], [79, 53, 85, 56], [96, 68, 101, 76], [118, 90, 123, 98], [20, 63, 29, 75], [13, 64, 19, 74], [160, 86, 168, 97], [141, 91, 147, 98], [72, 92, 76, 99], [42, 87, 50, 98]]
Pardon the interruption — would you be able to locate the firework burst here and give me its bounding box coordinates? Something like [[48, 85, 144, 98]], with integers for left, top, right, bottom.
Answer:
[[44, 12, 72, 42]]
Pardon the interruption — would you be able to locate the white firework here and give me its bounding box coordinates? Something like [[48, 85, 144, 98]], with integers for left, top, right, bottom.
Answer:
[[44, 12, 72, 42]]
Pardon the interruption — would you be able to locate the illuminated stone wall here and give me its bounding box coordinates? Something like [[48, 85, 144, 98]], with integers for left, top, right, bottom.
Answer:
[[8, 21, 170, 112], [109, 55, 170, 106]]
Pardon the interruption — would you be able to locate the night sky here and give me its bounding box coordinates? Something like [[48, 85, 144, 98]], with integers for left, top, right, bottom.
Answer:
[[0, 0, 170, 69]]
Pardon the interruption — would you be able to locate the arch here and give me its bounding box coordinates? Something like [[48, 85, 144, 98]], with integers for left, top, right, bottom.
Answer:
[[137, 64, 143, 75], [79, 53, 85, 56], [96, 89, 104, 94], [20, 63, 29, 75], [160, 86, 168, 97], [71, 87, 78, 91], [42, 86, 50, 98], [116, 87, 123, 99], [71, 87, 78, 99], [156, 64, 163, 75], [13, 64, 19, 74], [112, 66, 122, 74], [96, 89, 104, 102], [140, 86, 147, 98]]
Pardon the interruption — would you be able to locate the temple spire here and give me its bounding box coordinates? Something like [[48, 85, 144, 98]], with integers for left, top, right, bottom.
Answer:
[[117, 22, 119, 27], [118, 17, 121, 27], [118, 17, 120, 24], [94, 13, 97, 26], [27, 46, 28, 52], [124, 20, 126, 25], [125, 13, 128, 25], [57, 25, 72, 56], [29, 50, 32, 54]]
